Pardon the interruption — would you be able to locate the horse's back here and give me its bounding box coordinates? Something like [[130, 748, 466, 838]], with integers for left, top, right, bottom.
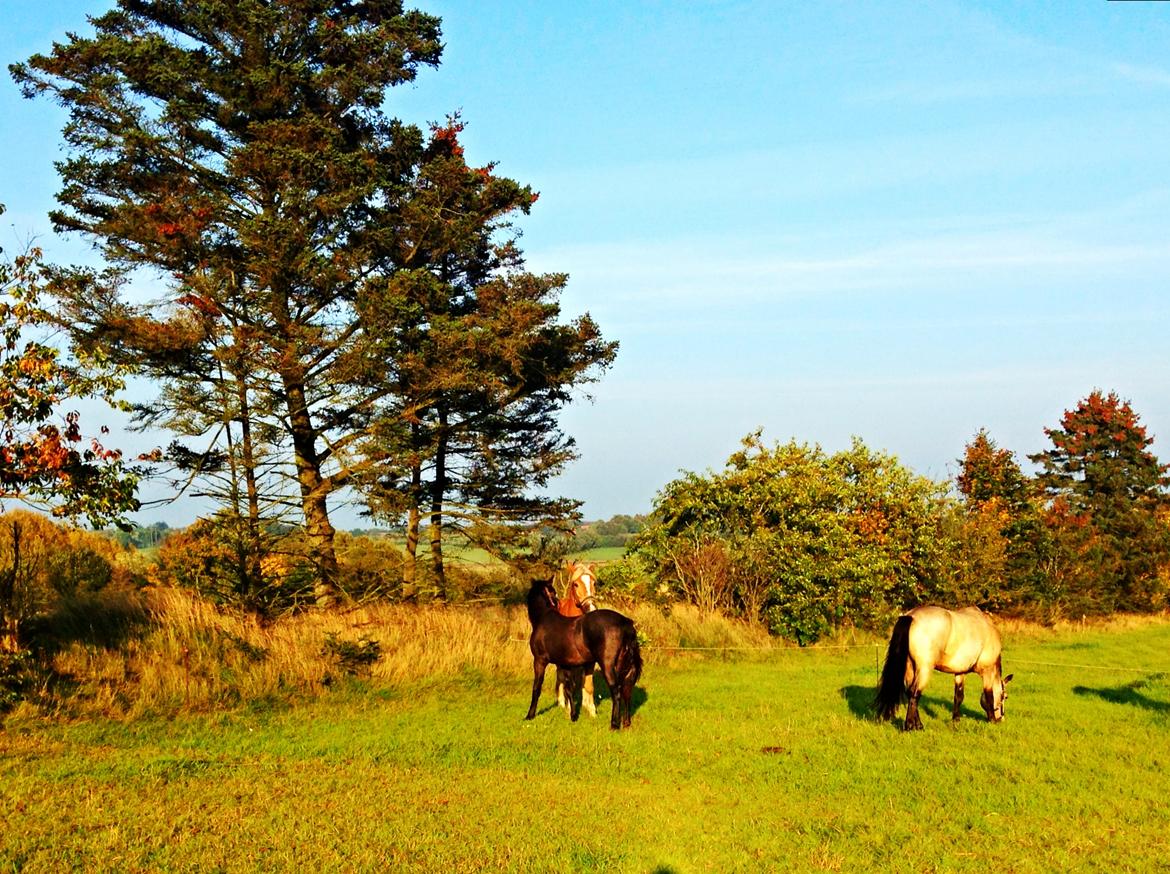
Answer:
[[581, 609, 637, 662], [906, 605, 1000, 673], [581, 608, 635, 643]]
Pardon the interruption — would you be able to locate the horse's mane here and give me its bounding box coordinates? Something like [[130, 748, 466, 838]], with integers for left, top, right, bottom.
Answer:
[[526, 578, 556, 622]]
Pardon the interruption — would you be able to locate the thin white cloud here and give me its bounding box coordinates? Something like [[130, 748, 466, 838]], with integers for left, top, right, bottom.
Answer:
[[1113, 62, 1170, 89], [536, 231, 1170, 305]]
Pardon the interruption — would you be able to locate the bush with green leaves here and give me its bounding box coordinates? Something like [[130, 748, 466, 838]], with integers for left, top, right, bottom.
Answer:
[[150, 516, 316, 617], [634, 432, 957, 642]]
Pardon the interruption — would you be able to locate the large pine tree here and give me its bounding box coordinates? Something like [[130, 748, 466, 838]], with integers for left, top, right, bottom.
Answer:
[[12, 1, 614, 603], [350, 120, 616, 592]]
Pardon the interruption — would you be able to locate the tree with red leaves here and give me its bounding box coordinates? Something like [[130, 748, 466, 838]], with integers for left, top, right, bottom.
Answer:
[[0, 206, 138, 529], [1032, 391, 1167, 510], [1030, 390, 1170, 611], [958, 429, 1030, 511]]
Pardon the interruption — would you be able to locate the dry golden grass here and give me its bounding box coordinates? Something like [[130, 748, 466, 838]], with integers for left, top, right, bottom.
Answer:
[[993, 609, 1170, 639], [13, 587, 786, 722]]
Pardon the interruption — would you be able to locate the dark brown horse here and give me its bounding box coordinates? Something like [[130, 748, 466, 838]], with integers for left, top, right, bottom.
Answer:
[[524, 577, 642, 730]]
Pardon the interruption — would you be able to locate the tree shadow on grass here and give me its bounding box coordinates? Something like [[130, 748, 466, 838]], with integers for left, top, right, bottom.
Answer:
[[26, 591, 148, 656], [1073, 676, 1170, 715]]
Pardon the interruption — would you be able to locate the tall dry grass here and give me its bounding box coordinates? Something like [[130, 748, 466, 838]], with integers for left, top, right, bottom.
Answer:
[[11, 586, 785, 722]]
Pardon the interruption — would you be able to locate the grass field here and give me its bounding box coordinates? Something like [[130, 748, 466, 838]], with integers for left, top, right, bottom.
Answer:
[[358, 541, 626, 568], [569, 546, 627, 563], [3, 618, 1169, 872]]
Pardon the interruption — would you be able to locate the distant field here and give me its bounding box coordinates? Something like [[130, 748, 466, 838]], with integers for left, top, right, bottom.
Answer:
[[354, 538, 627, 567], [3, 619, 1169, 871], [569, 545, 627, 562]]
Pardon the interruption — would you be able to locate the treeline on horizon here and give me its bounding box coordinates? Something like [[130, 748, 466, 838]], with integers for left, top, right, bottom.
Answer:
[[1, 388, 1165, 657], [107, 514, 647, 552], [623, 389, 1170, 642]]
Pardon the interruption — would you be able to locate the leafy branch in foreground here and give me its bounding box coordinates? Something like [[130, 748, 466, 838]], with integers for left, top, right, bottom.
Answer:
[[0, 205, 138, 529]]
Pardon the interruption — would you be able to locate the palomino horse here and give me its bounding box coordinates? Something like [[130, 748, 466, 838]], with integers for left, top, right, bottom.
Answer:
[[555, 562, 599, 717], [524, 577, 643, 730], [875, 605, 1012, 731]]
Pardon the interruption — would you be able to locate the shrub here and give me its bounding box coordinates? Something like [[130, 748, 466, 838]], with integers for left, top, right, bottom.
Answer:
[[634, 433, 954, 642], [0, 510, 127, 649], [335, 532, 404, 601], [151, 516, 316, 617], [322, 632, 382, 677], [596, 554, 658, 603]]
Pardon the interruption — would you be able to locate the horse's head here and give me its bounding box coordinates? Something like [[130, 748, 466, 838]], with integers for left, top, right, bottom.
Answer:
[[527, 577, 559, 620], [565, 562, 598, 614], [981, 672, 1013, 723]]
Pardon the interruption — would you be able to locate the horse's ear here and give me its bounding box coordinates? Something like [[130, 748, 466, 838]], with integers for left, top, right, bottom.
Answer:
[[1003, 674, 1014, 684]]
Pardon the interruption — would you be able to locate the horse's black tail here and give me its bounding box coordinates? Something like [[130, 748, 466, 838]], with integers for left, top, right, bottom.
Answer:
[[617, 621, 643, 689], [874, 614, 912, 720]]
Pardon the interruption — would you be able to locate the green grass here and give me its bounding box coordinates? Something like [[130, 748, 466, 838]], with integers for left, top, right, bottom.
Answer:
[[570, 546, 627, 562], [3, 621, 1170, 872]]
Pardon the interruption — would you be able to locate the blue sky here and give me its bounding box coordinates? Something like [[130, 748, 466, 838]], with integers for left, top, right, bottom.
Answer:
[[3, 1, 1170, 524]]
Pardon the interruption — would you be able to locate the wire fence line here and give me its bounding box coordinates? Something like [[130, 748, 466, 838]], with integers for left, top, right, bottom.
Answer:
[[1009, 658, 1168, 674], [504, 637, 1170, 675]]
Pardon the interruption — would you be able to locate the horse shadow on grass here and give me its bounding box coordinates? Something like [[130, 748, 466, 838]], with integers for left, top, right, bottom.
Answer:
[[1073, 677, 1170, 715], [839, 684, 985, 726], [533, 673, 649, 719], [596, 676, 649, 717]]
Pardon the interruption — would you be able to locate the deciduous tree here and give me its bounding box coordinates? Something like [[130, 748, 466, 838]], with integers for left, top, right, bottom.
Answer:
[[0, 206, 138, 528], [635, 432, 953, 642]]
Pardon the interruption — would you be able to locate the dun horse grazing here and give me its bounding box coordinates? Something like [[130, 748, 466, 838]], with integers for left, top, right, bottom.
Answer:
[[555, 562, 599, 718], [875, 605, 1012, 731], [525, 577, 642, 730]]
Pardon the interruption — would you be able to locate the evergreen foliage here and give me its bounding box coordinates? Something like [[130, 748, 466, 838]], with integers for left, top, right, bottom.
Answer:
[[12, 1, 614, 603]]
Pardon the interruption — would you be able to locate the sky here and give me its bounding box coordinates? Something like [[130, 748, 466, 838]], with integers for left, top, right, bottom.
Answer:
[[2, 1, 1170, 526]]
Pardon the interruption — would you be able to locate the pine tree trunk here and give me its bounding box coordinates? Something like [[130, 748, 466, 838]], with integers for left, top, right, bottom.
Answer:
[[401, 426, 425, 600], [281, 373, 339, 607], [237, 373, 265, 593], [429, 408, 449, 596], [404, 503, 420, 600]]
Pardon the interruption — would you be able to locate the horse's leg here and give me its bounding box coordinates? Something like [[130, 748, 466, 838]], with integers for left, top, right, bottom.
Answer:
[[619, 669, 635, 728], [568, 667, 584, 722], [525, 657, 548, 720], [904, 661, 929, 731], [601, 660, 622, 730], [952, 673, 965, 722], [555, 667, 570, 716], [582, 668, 597, 718]]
